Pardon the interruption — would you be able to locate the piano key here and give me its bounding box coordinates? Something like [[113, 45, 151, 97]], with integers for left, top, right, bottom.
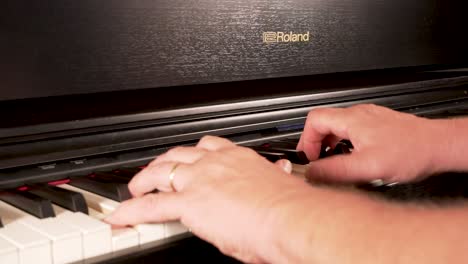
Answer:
[[333, 141, 352, 155], [165, 221, 190, 237], [254, 150, 288, 162], [291, 164, 308, 179], [52, 205, 112, 258], [59, 184, 185, 244], [340, 139, 354, 149], [271, 149, 308, 164], [134, 223, 169, 244], [319, 145, 330, 158], [68, 176, 131, 202], [253, 145, 309, 165], [91, 172, 131, 184], [28, 184, 88, 214], [0, 222, 51, 264], [59, 184, 120, 215], [0, 190, 55, 219], [0, 236, 18, 264], [0, 201, 83, 264], [269, 139, 299, 149], [59, 184, 166, 243], [87, 208, 139, 252], [112, 168, 141, 179]]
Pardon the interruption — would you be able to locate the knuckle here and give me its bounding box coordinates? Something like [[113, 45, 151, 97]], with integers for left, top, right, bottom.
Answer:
[[142, 193, 160, 211], [307, 107, 326, 118], [166, 146, 187, 157], [198, 135, 217, 145], [223, 145, 257, 159]]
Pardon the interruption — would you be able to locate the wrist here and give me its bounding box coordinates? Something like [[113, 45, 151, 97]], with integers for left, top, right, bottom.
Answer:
[[428, 118, 468, 173], [261, 186, 403, 264], [257, 185, 318, 263]]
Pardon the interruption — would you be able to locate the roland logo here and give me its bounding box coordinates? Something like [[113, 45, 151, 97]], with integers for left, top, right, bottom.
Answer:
[[263, 31, 310, 43]]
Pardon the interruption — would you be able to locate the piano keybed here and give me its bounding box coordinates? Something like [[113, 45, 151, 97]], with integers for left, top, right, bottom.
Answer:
[[1, 135, 468, 263]]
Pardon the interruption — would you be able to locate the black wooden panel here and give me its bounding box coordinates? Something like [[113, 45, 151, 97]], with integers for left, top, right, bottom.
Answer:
[[1, 0, 467, 100]]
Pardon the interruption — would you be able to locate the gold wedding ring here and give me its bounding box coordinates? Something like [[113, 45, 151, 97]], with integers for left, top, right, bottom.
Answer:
[[168, 163, 180, 192]]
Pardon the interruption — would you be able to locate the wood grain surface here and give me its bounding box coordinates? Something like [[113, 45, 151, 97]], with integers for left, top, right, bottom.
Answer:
[[1, 0, 466, 100]]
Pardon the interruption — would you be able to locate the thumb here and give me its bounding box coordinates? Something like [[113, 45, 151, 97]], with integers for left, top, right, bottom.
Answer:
[[306, 152, 385, 183], [275, 159, 293, 174]]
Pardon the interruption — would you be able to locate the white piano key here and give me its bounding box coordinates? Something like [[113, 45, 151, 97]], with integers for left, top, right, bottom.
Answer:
[[53, 205, 112, 259], [59, 184, 119, 215], [133, 223, 166, 244], [0, 201, 83, 264], [0, 222, 51, 264], [58, 184, 186, 244], [0, 236, 18, 264], [165, 221, 189, 237], [88, 208, 139, 252]]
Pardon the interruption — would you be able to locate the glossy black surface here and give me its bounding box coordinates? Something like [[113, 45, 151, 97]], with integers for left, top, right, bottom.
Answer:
[[92, 172, 131, 184], [0, 190, 55, 218], [254, 149, 289, 162], [29, 184, 89, 214], [91, 236, 242, 264], [260, 142, 309, 164], [2, 1, 467, 102], [69, 176, 132, 202]]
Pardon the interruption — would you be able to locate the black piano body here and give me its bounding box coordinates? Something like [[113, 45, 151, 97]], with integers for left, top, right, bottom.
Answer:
[[1, 0, 468, 263]]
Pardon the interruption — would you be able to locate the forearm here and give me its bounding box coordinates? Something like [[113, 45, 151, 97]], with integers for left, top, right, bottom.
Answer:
[[263, 186, 468, 264]]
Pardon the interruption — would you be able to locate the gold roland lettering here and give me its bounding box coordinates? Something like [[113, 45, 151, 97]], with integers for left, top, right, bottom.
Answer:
[[263, 31, 310, 43]]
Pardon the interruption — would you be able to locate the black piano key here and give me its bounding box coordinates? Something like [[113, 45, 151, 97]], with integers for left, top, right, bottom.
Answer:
[[340, 139, 354, 149], [318, 145, 328, 159], [69, 176, 132, 202], [270, 149, 308, 164], [118, 167, 142, 174], [91, 172, 131, 184], [111, 168, 140, 180], [270, 139, 300, 149], [333, 142, 352, 155], [0, 190, 55, 219], [253, 144, 309, 165], [255, 150, 288, 162], [29, 184, 88, 214]]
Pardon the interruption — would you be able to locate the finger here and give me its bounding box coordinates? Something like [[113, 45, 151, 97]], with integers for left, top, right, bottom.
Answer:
[[275, 159, 292, 174], [196, 135, 235, 151], [305, 152, 384, 183], [149, 146, 208, 166], [104, 192, 184, 226], [300, 108, 352, 160], [129, 161, 190, 196]]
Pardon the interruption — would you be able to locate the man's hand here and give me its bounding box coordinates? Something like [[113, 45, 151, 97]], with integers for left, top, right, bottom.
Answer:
[[105, 136, 311, 263], [297, 104, 451, 184]]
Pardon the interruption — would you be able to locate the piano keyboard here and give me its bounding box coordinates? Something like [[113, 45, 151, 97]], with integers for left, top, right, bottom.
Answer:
[[1, 132, 467, 263], [0, 137, 314, 264], [0, 180, 191, 264]]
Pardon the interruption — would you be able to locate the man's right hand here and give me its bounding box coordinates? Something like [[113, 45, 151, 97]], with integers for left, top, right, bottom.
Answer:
[[297, 104, 452, 184]]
